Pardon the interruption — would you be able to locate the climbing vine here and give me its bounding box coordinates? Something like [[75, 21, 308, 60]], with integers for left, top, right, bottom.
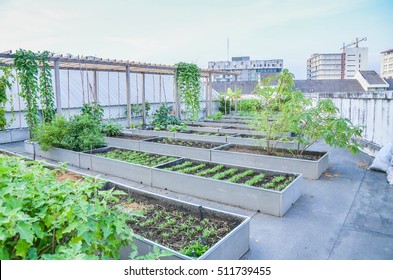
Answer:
[[175, 62, 201, 120], [38, 51, 55, 123], [13, 49, 55, 136], [0, 65, 15, 130], [13, 49, 40, 136]]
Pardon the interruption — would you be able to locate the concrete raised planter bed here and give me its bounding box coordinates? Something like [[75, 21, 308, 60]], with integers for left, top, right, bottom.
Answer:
[[124, 129, 175, 137], [82, 147, 179, 186], [0, 128, 30, 144], [211, 144, 329, 180], [226, 134, 302, 150], [104, 133, 158, 151], [187, 121, 229, 128], [152, 159, 303, 216], [204, 118, 247, 124], [184, 125, 221, 133], [104, 181, 250, 260], [174, 131, 234, 143], [24, 141, 81, 167], [139, 137, 227, 161]]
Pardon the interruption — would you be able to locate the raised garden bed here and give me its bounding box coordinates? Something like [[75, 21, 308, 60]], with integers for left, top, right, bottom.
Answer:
[[174, 130, 235, 143], [139, 137, 227, 161], [211, 144, 329, 180], [124, 128, 176, 138], [186, 124, 221, 133], [153, 159, 303, 216], [104, 133, 157, 150], [0, 149, 250, 260], [84, 147, 179, 185], [226, 134, 302, 150], [0, 128, 30, 144]]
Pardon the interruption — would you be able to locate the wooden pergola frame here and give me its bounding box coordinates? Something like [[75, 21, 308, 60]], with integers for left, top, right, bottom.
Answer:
[[0, 50, 239, 126]]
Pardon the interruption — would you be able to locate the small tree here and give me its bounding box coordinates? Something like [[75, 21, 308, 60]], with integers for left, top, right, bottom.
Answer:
[[252, 69, 363, 156]]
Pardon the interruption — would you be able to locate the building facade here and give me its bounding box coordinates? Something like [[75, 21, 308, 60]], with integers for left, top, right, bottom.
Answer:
[[381, 48, 393, 79], [208, 56, 283, 82], [307, 47, 368, 80], [307, 53, 342, 80]]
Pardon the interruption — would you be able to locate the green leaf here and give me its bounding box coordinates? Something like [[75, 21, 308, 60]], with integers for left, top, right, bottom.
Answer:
[[15, 221, 34, 244], [15, 239, 30, 258]]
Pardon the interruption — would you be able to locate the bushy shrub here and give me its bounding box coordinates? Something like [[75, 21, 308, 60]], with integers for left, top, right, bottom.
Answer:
[[102, 122, 123, 137], [34, 114, 105, 152], [152, 104, 182, 130]]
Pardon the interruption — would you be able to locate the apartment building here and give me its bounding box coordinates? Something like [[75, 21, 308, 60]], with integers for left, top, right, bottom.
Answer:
[[381, 48, 393, 79], [208, 56, 283, 82]]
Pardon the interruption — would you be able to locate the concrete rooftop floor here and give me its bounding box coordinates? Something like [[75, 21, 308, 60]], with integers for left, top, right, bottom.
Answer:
[[1, 141, 392, 260]]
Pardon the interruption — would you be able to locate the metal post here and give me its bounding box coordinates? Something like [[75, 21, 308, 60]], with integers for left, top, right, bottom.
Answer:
[[205, 76, 209, 116], [54, 60, 62, 115], [234, 74, 238, 114], [142, 73, 146, 124], [126, 66, 131, 127], [208, 73, 212, 115], [93, 70, 98, 103], [174, 73, 180, 119]]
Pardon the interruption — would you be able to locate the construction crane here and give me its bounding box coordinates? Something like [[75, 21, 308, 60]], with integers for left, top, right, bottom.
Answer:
[[340, 37, 367, 79]]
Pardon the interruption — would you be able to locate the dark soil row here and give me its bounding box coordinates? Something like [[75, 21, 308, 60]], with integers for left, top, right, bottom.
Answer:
[[162, 160, 295, 191]]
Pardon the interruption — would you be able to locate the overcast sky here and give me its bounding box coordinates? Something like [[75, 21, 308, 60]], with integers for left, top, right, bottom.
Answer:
[[1, 0, 392, 79]]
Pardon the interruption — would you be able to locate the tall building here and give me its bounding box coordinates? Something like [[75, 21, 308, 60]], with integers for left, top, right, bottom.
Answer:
[[307, 46, 368, 80], [307, 53, 342, 80], [208, 56, 283, 82], [381, 48, 393, 79]]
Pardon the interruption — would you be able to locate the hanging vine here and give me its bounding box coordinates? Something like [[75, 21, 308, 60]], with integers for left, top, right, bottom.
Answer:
[[13, 49, 40, 136], [0, 65, 15, 130], [38, 51, 55, 123], [175, 62, 201, 120]]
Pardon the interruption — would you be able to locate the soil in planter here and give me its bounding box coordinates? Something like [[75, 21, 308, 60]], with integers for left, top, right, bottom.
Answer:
[[223, 126, 252, 130], [226, 145, 323, 161], [113, 134, 153, 140], [183, 131, 229, 137], [96, 148, 177, 167], [116, 195, 237, 258], [162, 160, 295, 191], [153, 138, 223, 149]]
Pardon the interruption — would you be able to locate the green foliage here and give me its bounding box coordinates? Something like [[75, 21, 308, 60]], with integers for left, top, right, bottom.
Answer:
[[81, 102, 104, 122], [218, 95, 231, 115], [126, 102, 151, 118], [175, 62, 201, 120], [98, 149, 176, 167], [0, 155, 135, 260], [152, 104, 182, 130], [102, 122, 123, 137], [212, 168, 238, 180], [33, 114, 105, 152], [244, 174, 266, 186], [38, 51, 55, 123], [180, 240, 209, 258], [251, 69, 362, 155], [167, 123, 188, 132], [291, 99, 363, 155], [32, 115, 68, 151], [237, 98, 261, 112], [13, 49, 40, 136], [177, 163, 206, 174], [227, 170, 254, 183], [206, 111, 223, 120], [0, 65, 15, 130], [195, 164, 224, 176]]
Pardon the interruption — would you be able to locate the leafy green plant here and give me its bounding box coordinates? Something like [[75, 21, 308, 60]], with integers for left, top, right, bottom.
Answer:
[[244, 173, 266, 186], [98, 149, 176, 167], [164, 161, 193, 171], [81, 102, 104, 122], [38, 51, 55, 123], [0, 65, 15, 130], [237, 98, 261, 113], [126, 102, 151, 118], [33, 114, 105, 152], [227, 170, 254, 183], [13, 49, 40, 136], [0, 155, 135, 260], [175, 62, 201, 120], [177, 163, 206, 174], [102, 122, 123, 137], [251, 69, 362, 156], [152, 104, 182, 130], [180, 241, 209, 258], [212, 168, 238, 180], [195, 165, 224, 176], [206, 111, 223, 120]]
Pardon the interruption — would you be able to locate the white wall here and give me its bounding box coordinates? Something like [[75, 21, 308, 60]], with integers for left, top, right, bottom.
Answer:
[[307, 91, 393, 155]]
